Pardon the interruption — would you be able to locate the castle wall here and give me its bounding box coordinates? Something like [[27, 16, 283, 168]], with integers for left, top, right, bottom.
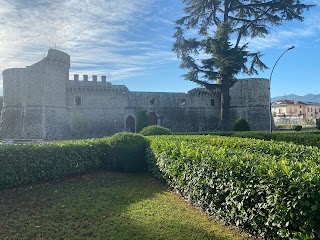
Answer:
[[230, 78, 270, 130], [65, 78, 221, 136], [1, 49, 270, 140], [127, 89, 221, 132], [1, 49, 71, 139]]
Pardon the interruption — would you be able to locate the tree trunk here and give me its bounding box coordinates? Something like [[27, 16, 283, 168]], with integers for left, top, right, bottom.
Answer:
[[220, 76, 230, 131]]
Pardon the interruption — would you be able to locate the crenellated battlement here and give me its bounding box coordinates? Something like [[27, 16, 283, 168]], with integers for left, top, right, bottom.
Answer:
[[67, 74, 129, 95], [72, 74, 108, 83]]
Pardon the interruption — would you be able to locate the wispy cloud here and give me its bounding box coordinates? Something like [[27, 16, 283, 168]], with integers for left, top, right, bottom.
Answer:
[[0, 0, 318, 95], [0, 0, 179, 88]]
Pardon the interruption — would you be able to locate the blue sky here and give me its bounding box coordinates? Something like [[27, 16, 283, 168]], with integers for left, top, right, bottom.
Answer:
[[0, 0, 319, 97]]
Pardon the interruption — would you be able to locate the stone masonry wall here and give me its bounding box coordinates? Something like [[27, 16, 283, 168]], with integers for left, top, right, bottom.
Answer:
[[1, 49, 270, 140], [230, 78, 270, 131]]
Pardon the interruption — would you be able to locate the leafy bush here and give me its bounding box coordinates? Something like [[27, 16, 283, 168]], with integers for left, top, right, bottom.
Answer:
[[233, 118, 251, 131], [316, 119, 320, 130], [147, 135, 320, 239], [293, 125, 302, 131], [140, 125, 172, 136], [109, 132, 149, 172]]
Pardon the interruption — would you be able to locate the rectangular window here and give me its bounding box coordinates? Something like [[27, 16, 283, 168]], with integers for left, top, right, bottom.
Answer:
[[210, 99, 215, 106], [308, 108, 310, 112], [311, 108, 313, 112], [75, 96, 82, 106]]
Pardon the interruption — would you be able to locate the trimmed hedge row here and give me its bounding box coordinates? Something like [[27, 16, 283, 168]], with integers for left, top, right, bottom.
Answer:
[[147, 135, 320, 239], [0, 133, 148, 190], [230, 131, 320, 148], [0, 138, 112, 190], [177, 131, 320, 147]]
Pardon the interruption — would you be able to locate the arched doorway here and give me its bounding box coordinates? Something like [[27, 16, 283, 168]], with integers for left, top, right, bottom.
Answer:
[[126, 115, 135, 132], [148, 112, 157, 126]]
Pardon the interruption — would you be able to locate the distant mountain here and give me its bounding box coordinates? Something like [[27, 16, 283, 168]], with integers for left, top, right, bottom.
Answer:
[[271, 94, 320, 103]]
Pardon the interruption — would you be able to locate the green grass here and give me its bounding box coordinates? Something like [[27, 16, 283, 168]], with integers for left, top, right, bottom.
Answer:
[[0, 172, 250, 240]]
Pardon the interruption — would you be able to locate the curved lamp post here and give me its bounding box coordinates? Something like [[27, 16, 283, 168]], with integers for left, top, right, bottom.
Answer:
[[269, 46, 295, 132]]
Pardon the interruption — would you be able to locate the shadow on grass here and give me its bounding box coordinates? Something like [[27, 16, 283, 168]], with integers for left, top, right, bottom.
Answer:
[[0, 171, 245, 240]]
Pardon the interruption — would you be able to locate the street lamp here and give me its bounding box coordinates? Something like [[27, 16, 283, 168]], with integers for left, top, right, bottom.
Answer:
[[269, 46, 295, 133]]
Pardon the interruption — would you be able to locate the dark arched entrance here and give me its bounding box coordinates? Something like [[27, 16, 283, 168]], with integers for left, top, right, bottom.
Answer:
[[126, 115, 135, 132], [148, 112, 157, 126]]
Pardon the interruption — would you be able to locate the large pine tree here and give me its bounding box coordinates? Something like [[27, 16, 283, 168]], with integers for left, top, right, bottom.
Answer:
[[173, 0, 314, 131]]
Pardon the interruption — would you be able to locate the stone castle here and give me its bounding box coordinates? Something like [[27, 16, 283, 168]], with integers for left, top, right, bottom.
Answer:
[[0, 49, 270, 139]]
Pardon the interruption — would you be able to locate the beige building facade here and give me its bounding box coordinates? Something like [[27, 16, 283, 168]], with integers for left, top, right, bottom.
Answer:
[[272, 100, 320, 119]]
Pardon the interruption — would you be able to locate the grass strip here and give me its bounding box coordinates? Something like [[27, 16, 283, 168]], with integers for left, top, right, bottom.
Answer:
[[0, 171, 250, 240]]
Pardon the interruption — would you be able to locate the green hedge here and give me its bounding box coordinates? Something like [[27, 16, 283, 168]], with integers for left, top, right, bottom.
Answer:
[[109, 132, 149, 172], [176, 131, 320, 147], [147, 135, 320, 239], [0, 133, 151, 190], [140, 125, 173, 136], [0, 138, 114, 190]]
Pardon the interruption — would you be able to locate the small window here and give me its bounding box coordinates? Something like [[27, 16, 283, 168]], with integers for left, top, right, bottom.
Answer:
[[75, 96, 82, 106], [211, 99, 215, 107], [181, 98, 186, 106], [308, 108, 310, 112], [150, 98, 155, 105], [311, 108, 313, 112], [300, 106, 302, 108]]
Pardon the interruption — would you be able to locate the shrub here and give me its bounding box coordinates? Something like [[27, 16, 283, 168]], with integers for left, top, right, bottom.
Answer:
[[140, 125, 172, 136], [0, 138, 112, 190], [233, 118, 251, 131], [109, 132, 149, 172], [316, 119, 320, 130], [293, 125, 302, 131], [147, 135, 320, 239]]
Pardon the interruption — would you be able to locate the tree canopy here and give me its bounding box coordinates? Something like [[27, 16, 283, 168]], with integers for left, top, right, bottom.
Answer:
[[173, 0, 314, 130]]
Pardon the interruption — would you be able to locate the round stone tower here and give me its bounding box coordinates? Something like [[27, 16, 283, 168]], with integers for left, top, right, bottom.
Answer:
[[1, 49, 70, 139]]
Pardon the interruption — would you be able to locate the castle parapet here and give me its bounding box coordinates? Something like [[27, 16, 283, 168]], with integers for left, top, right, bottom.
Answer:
[[74, 74, 79, 81], [92, 75, 97, 82]]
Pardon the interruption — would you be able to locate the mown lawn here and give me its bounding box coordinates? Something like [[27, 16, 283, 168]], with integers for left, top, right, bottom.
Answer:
[[0, 172, 251, 240]]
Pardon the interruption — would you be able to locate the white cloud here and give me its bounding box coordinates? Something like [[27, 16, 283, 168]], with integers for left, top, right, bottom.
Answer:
[[0, 0, 180, 89]]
